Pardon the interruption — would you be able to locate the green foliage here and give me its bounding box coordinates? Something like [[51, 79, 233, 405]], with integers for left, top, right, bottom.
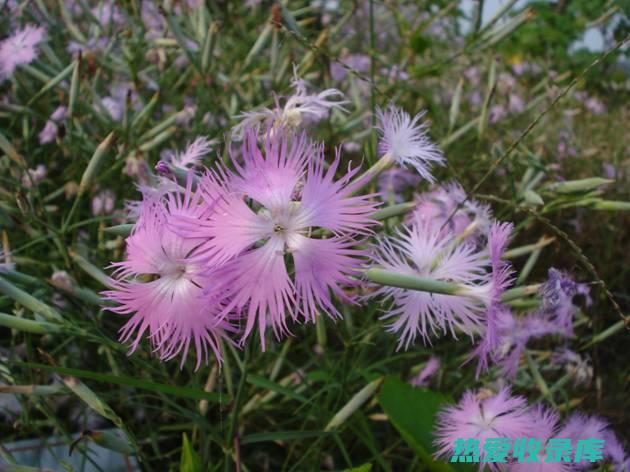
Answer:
[[180, 433, 202, 472]]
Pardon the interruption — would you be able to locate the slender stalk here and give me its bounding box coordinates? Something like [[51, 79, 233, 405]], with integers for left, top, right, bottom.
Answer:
[[324, 377, 384, 431], [347, 153, 394, 195], [372, 202, 415, 221], [525, 350, 555, 407], [224, 344, 249, 472]]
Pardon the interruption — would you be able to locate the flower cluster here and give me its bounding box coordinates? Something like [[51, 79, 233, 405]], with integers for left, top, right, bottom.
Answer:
[[105, 126, 381, 365], [434, 388, 628, 471], [105, 99, 453, 368]]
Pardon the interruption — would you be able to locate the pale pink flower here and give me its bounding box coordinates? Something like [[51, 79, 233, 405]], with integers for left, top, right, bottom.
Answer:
[[103, 186, 234, 369], [410, 356, 440, 387], [368, 219, 511, 349], [92, 190, 116, 216], [377, 168, 421, 203], [433, 387, 535, 471], [509, 405, 572, 472], [552, 348, 592, 386], [160, 137, 214, 171], [375, 105, 444, 182], [232, 73, 348, 138], [468, 222, 514, 375], [491, 309, 567, 378], [21, 164, 47, 188], [406, 182, 491, 240], [541, 268, 591, 337], [174, 128, 378, 349], [38, 106, 67, 144], [0, 25, 46, 81], [558, 413, 611, 470]]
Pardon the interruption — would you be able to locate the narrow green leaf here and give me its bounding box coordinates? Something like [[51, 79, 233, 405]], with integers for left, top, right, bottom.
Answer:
[[543, 178, 613, 195], [0, 130, 26, 166], [87, 430, 134, 456], [61, 375, 124, 426], [131, 92, 160, 130], [523, 189, 544, 206], [16, 362, 225, 403], [180, 433, 202, 472], [241, 430, 330, 445], [0, 276, 62, 321], [364, 269, 462, 296], [103, 224, 134, 237], [79, 132, 116, 194], [325, 378, 383, 431], [246, 373, 308, 403], [68, 58, 81, 120], [591, 200, 630, 211], [70, 251, 111, 287], [27, 61, 75, 105], [373, 202, 415, 221], [0, 312, 61, 334], [345, 465, 372, 472]]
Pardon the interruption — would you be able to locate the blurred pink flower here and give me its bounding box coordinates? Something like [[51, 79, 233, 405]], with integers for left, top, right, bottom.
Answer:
[[467, 222, 514, 375], [377, 168, 421, 203], [410, 356, 440, 387], [160, 137, 214, 171], [508, 93, 525, 115], [0, 24, 46, 81], [406, 182, 491, 240], [92, 190, 116, 216], [552, 348, 592, 386], [21, 164, 47, 188], [38, 106, 67, 144]]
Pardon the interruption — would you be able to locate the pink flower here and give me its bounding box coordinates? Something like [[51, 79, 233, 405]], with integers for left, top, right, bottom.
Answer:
[[21, 164, 47, 188], [174, 128, 378, 349], [433, 387, 535, 470], [377, 168, 421, 203], [541, 268, 591, 337], [91, 1, 124, 29], [489, 104, 507, 124], [468, 222, 514, 375], [0, 24, 46, 81], [92, 190, 116, 216], [103, 185, 234, 369], [558, 413, 612, 470], [406, 182, 491, 240], [491, 309, 567, 378], [510, 406, 572, 472], [160, 137, 214, 171], [375, 105, 444, 182], [232, 73, 348, 138], [602, 430, 629, 471], [552, 348, 593, 386], [410, 356, 440, 387], [508, 93, 525, 115], [368, 218, 511, 349], [38, 106, 67, 144]]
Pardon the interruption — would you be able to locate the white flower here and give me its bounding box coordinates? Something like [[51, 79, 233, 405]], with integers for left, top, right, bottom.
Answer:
[[376, 105, 444, 182]]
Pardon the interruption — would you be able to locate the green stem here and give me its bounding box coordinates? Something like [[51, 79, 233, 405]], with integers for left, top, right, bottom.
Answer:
[[365, 268, 463, 296], [225, 344, 250, 471]]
